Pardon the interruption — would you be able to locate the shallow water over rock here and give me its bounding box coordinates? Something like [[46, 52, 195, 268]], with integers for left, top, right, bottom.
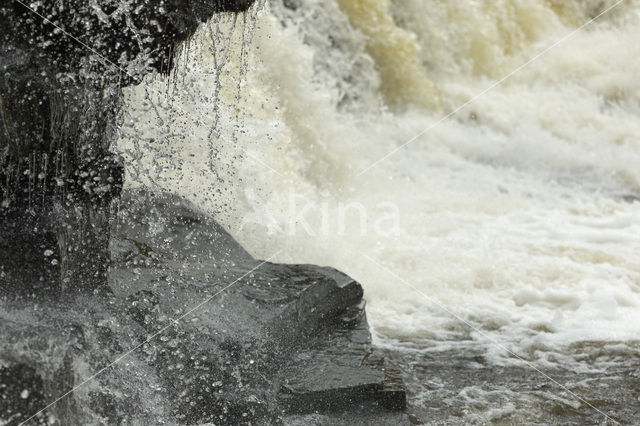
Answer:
[[382, 339, 640, 425]]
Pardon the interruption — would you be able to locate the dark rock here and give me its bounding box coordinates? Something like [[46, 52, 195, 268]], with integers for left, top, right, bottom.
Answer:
[[113, 189, 254, 266], [1, 1, 257, 80], [282, 0, 302, 11], [0, 296, 172, 424], [408, 413, 425, 425], [109, 190, 390, 423], [0, 318, 83, 424], [279, 306, 406, 414], [0, 190, 407, 424], [0, 212, 61, 298], [0, 364, 48, 425], [0, 0, 256, 296], [620, 194, 640, 203], [126, 290, 161, 330], [111, 190, 405, 422]]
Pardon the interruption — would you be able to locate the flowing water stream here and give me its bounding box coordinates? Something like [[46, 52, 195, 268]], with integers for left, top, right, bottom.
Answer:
[[118, 0, 640, 422]]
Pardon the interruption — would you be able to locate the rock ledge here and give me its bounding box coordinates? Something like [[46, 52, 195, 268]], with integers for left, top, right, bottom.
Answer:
[[1, 190, 406, 424]]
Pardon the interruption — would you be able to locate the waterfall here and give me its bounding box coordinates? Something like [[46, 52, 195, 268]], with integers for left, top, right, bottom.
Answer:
[[119, 0, 640, 364]]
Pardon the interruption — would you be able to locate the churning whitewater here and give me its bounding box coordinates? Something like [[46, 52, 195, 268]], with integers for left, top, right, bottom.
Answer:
[[119, 0, 640, 386]]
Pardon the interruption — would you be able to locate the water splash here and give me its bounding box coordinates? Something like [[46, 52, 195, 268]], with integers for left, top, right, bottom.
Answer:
[[120, 0, 640, 373]]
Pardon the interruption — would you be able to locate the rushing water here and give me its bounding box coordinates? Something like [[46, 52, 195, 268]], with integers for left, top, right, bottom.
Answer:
[[119, 0, 640, 422]]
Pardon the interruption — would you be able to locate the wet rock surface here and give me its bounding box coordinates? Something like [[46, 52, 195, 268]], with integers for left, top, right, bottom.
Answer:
[[0, 189, 407, 424], [279, 302, 406, 414], [0, 0, 257, 295]]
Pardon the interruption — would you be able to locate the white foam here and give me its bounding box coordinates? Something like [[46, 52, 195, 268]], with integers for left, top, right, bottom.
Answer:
[[119, 0, 640, 368]]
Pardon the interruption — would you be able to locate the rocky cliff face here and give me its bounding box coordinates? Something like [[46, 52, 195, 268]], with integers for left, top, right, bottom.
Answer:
[[0, 0, 255, 294]]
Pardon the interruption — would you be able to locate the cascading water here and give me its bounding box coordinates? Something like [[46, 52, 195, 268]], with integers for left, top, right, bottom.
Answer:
[[119, 0, 640, 421]]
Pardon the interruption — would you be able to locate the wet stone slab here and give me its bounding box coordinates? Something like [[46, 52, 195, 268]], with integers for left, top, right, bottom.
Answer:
[[0, 190, 406, 424], [279, 308, 406, 414]]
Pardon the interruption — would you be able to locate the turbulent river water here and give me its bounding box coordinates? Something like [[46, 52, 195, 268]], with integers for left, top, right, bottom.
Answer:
[[118, 0, 640, 423]]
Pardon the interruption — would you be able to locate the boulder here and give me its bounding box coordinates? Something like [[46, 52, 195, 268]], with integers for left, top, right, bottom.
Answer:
[[0, 190, 406, 424]]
